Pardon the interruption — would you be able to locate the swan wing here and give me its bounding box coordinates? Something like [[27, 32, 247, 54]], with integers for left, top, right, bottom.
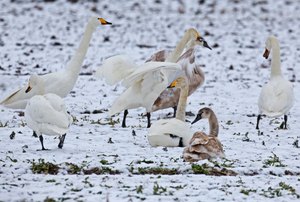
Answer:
[[109, 62, 182, 115], [25, 95, 70, 133], [95, 55, 139, 85]]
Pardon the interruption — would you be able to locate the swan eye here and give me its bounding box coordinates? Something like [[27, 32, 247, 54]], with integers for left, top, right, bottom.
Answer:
[[197, 36, 203, 42]]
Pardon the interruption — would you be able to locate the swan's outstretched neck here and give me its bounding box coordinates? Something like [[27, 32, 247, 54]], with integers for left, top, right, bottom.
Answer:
[[165, 29, 196, 62], [175, 77, 189, 121], [66, 17, 98, 75], [270, 38, 282, 77], [208, 112, 219, 137]]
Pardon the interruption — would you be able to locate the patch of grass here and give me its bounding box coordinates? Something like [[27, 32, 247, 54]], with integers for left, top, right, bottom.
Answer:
[[31, 159, 60, 175], [136, 185, 143, 194], [153, 182, 167, 195], [44, 197, 56, 202], [100, 159, 109, 165], [90, 118, 119, 126], [66, 162, 82, 174], [83, 166, 120, 175], [133, 167, 179, 175], [240, 189, 257, 195], [226, 120, 234, 125], [46, 179, 56, 183], [191, 164, 237, 176], [293, 140, 299, 148], [210, 158, 235, 168], [263, 152, 286, 167], [136, 159, 154, 164]]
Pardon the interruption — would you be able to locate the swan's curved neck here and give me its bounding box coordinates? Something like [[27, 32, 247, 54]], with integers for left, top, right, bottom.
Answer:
[[208, 112, 219, 137], [270, 40, 282, 77], [175, 77, 189, 122], [66, 18, 97, 75], [166, 31, 192, 62]]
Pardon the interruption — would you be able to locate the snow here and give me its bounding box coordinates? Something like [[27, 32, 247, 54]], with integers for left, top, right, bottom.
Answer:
[[0, 0, 300, 201]]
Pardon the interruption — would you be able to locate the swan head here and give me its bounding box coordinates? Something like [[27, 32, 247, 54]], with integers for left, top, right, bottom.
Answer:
[[186, 28, 211, 50], [191, 107, 212, 124], [90, 17, 112, 27], [167, 76, 188, 89], [25, 74, 41, 93], [263, 35, 278, 59]]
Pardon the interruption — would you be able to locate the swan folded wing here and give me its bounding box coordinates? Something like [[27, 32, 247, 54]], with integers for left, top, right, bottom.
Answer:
[[95, 55, 138, 85], [259, 80, 294, 116], [26, 96, 70, 131]]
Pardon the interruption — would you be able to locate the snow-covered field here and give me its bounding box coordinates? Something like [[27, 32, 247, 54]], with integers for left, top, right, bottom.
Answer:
[[0, 0, 299, 201]]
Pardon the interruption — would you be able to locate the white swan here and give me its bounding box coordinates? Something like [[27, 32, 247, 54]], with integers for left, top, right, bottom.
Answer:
[[1, 17, 112, 109], [256, 36, 294, 129], [147, 76, 194, 147], [108, 62, 183, 118], [183, 107, 224, 162], [25, 75, 72, 150], [96, 28, 210, 127]]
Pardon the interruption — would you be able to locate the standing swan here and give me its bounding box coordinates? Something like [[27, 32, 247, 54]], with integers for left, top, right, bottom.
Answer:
[[25, 75, 72, 150], [147, 76, 194, 147], [256, 36, 294, 129], [183, 107, 224, 162], [1, 17, 112, 109], [96, 28, 211, 127]]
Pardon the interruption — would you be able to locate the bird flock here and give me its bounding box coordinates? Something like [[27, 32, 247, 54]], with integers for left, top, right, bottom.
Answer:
[[0, 17, 294, 162]]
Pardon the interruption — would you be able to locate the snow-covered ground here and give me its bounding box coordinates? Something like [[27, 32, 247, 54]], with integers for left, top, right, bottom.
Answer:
[[0, 0, 299, 201]]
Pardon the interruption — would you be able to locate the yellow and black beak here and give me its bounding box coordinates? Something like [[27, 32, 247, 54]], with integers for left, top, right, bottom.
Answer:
[[98, 18, 112, 25], [25, 85, 32, 93], [263, 48, 270, 59], [167, 80, 177, 88]]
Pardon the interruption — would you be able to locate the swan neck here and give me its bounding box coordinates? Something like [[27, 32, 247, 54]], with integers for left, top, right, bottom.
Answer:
[[66, 18, 97, 75], [175, 77, 189, 121], [270, 40, 282, 77], [166, 31, 191, 62], [208, 112, 219, 137]]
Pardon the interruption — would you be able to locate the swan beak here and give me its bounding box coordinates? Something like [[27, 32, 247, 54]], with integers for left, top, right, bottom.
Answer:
[[263, 49, 270, 59], [203, 41, 212, 50], [98, 18, 112, 25], [191, 114, 202, 124], [167, 80, 177, 88], [25, 86, 32, 93]]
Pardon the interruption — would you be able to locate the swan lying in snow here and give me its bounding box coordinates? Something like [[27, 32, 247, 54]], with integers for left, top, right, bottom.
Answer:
[[24, 75, 72, 150], [96, 28, 210, 128], [183, 107, 224, 162], [256, 36, 294, 130], [0, 17, 112, 109], [147, 76, 193, 147]]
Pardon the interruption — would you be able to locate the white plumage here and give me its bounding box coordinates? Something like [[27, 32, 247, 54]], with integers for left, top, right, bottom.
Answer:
[[256, 35, 294, 129], [0, 17, 111, 109]]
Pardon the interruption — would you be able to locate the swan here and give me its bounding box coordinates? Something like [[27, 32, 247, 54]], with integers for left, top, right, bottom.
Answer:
[[24, 75, 72, 150], [0, 17, 112, 109], [147, 76, 194, 147], [256, 36, 294, 129], [107, 62, 183, 119], [183, 107, 225, 162], [96, 28, 211, 127]]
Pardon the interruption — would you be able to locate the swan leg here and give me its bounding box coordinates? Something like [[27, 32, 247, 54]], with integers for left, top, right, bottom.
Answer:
[[38, 135, 47, 150], [58, 134, 66, 149], [284, 115, 287, 129], [178, 137, 183, 147], [256, 114, 261, 130], [173, 106, 177, 118], [32, 131, 38, 138], [122, 110, 128, 128], [146, 112, 151, 128]]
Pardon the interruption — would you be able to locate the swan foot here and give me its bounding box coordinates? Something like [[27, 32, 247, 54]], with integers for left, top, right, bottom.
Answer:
[[256, 114, 261, 130], [279, 115, 288, 130], [32, 131, 38, 138], [146, 112, 151, 128], [121, 110, 128, 128], [58, 134, 66, 149]]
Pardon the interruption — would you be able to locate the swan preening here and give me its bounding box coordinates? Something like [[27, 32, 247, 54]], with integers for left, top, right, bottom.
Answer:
[[96, 28, 210, 128], [148, 76, 193, 147], [256, 36, 294, 130], [0, 17, 112, 109], [24, 75, 73, 150], [183, 107, 224, 162]]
